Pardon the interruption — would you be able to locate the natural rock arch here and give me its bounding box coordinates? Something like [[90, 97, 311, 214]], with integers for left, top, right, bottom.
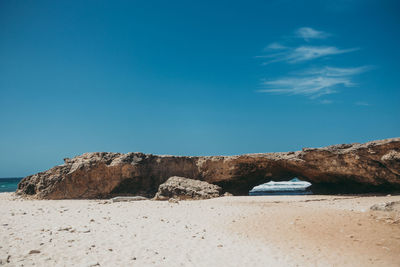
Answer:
[[17, 138, 400, 199]]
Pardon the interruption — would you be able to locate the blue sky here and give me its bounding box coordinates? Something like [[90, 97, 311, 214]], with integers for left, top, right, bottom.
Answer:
[[1, 0, 399, 177]]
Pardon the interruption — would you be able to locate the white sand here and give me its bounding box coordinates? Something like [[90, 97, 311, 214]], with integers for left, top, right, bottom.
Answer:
[[1, 193, 400, 266]]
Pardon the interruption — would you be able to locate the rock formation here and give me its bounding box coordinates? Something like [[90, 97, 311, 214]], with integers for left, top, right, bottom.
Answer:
[[154, 176, 222, 200], [17, 137, 400, 199]]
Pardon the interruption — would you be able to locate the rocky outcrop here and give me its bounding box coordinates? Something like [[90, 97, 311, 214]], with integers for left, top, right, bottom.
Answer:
[[17, 137, 400, 199], [154, 176, 222, 200]]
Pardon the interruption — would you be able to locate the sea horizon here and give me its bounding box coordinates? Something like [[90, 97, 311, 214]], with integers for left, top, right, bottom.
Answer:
[[0, 177, 22, 193]]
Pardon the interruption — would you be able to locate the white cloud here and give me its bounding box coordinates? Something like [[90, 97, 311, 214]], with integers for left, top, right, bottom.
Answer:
[[258, 66, 369, 98], [304, 66, 372, 76], [295, 27, 330, 40], [259, 76, 351, 97], [259, 46, 359, 64], [256, 27, 371, 100], [287, 46, 358, 63]]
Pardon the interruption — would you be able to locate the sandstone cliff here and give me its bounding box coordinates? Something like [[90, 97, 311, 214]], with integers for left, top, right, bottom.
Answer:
[[17, 138, 400, 199]]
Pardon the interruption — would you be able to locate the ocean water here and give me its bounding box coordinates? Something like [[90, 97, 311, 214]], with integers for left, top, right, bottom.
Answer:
[[248, 190, 313, 196], [0, 178, 22, 193]]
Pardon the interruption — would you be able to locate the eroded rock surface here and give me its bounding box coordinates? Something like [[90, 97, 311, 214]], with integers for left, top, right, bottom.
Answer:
[[154, 176, 222, 200], [17, 138, 400, 199]]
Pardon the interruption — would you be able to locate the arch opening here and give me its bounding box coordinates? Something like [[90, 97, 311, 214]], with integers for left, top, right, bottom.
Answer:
[[109, 177, 158, 198], [215, 174, 400, 196], [249, 177, 313, 196]]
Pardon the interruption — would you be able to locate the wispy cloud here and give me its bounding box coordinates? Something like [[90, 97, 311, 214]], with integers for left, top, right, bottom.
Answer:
[[303, 66, 372, 76], [258, 27, 358, 65], [258, 66, 370, 98], [287, 46, 358, 63], [256, 27, 371, 101], [259, 46, 358, 64], [355, 101, 370, 106], [257, 27, 372, 101], [295, 27, 330, 40]]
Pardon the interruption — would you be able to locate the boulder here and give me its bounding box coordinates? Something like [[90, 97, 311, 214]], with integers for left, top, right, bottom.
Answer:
[[154, 176, 222, 200]]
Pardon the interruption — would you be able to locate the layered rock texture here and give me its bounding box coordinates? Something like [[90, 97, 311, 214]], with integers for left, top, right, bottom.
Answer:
[[154, 176, 222, 200], [17, 138, 400, 199]]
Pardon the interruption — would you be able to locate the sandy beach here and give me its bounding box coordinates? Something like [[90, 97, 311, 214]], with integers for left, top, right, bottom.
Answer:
[[1, 193, 400, 267]]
